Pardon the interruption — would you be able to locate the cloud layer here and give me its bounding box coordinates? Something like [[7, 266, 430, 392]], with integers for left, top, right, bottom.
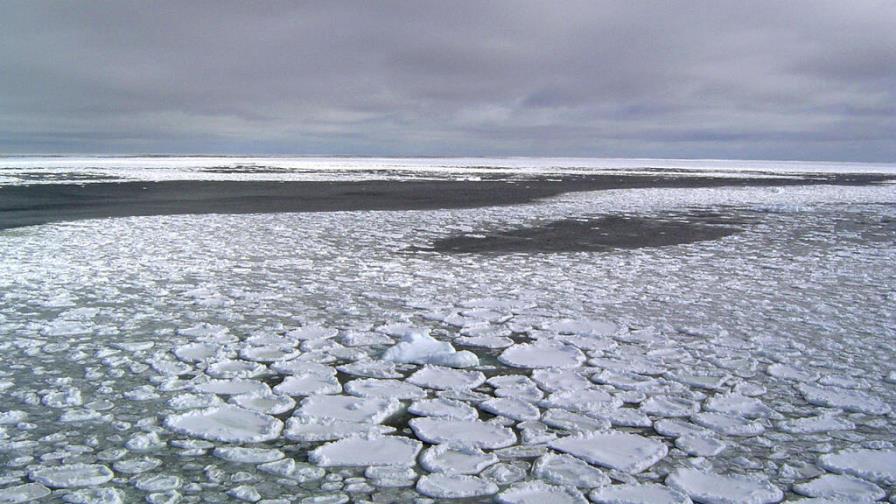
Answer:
[[2, 1, 894, 160]]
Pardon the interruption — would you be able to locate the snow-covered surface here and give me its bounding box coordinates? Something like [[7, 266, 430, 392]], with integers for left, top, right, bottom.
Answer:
[[2, 155, 896, 186], [1, 167, 895, 501]]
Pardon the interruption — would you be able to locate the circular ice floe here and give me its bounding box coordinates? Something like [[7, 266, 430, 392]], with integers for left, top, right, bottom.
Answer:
[[173, 342, 220, 363], [337, 360, 403, 379], [590, 483, 692, 504], [549, 432, 668, 474], [229, 392, 296, 415], [309, 435, 422, 467], [542, 409, 611, 432], [284, 417, 395, 442], [766, 363, 818, 382], [239, 345, 300, 363], [273, 373, 342, 396], [551, 318, 618, 337], [675, 433, 726, 457], [212, 447, 285, 464], [792, 473, 885, 501], [270, 360, 335, 377], [498, 342, 585, 369], [382, 333, 479, 368], [407, 366, 485, 390], [704, 393, 778, 419], [541, 388, 622, 414], [775, 414, 855, 434], [0, 483, 51, 502], [286, 326, 338, 340], [797, 383, 891, 415], [194, 379, 270, 396], [640, 396, 700, 418], [532, 368, 592, 392], [345, 378, 426, 400], [296, 394, 401, 424], [416, 473, 498, 499], [666, 468, 783, 504], [691, 412, 765, 437], [409, 418, 517, 449], [818, 448, 896, 486], [164, 405, 283, 443], [480, 397, 541, 421], [532, 452, 610, 488], [28, 464, 114, 488], [408, 397, 479, 420], [420, 444, 498, 474], [205, 359, 266, 379], [496, 481, 588, 504], [112, 457, 162, 475]]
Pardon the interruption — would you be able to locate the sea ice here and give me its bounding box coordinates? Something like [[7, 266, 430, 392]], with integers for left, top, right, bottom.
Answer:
[[295, 394, 400, 423], [496, 481, 589, 504], [776, 414, 855, 434], [792, 473, 885, 501], [229, 392, 296, 415], [666, 468, 783, 504], [640, 396, 700, 418], [818, 448, 896, 485], [420, 444, 498, 474], [164, 405, 283, 443], [407, 397, 479, 420], [309, 436, 422, 467], [797, 383, 891, 415], [381, 333, 479, 368], [416, 473, 499, 498], [273, 373, 342, 396], [691, 412, 765, 436], [549, 432, 667, 474], [194, 379, 270, 396], [409, 417, 517, 449], [407, 366, 485, 390], [212, 447, 285, 464], [590, 483, 693, 504], [0, 483, 51, 502], [344, 378, 426, 399], [480, 397, 541, 421], [284, 417, 395, 442], [498, 342, 585, 369], [551, 318, 618, 337], [28, 464, 114, 488], [532, 452, 611, 488]]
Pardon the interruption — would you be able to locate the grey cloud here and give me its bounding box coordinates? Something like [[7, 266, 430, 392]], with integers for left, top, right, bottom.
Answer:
[[0, 0, 894, 160]]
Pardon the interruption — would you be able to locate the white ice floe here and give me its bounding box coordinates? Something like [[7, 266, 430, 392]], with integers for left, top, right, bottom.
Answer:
[[212, 447, 285, 464], [590, 483, 693, 504], [410, 418, 517, 449], [455, 335, 514, 349], [818, 448, 896, 485], [542, 409, 611, 432], [499, 342, 585, 369], [194, 379, 270, 396], [257, 458, 325, 482], [766, 363, 818, 382], [541, 388, 621, 414], [309, 435, 422, 467], [666, 468, 783, 504], [691, 412, 765, 436], [365, 466, 418, 488], [337, 360, 402, 379], [173, 342, 220, 363], [480, 397, 541, 421], [532, 368, 591, 392], [270, 360, 335, 377], [295, 394, 400, 423], [286, 326, 338, 341], [532, 452, 611, 488], [776, 414, 855, 434], [239, 346, 300, 363], [496, 481, 588, 504], [0, 483, 51, 502], [549, 432, 667, 474], [416, 473, 499, 499], [28, 464, 114, 488], [205, 359, 266, 379], [407, 366, 485, 390], [797, 383, 891, 415], [704, 393, 778, 419], [551, 318, 618, 337], [344, 378, 426, 399], [112, 457, 162, 474], [675, 433, 726, 456], [229, 392, 296, 415], [408, 397, 479, 420], [419, 444, 498, 474], [274, 373, 342, 396], [792, 473, 885, 501], [164, 405, 283, 443], [382, 333, 479, 368], [640, 396, 700, 418], [284, 417, 395, 442]]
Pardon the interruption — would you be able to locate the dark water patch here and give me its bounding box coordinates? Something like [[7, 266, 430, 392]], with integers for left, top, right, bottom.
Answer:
[[421, 212, 749, 254]]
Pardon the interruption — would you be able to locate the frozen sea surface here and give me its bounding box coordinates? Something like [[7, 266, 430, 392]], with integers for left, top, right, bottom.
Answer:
[[0, 181, 895, 501]]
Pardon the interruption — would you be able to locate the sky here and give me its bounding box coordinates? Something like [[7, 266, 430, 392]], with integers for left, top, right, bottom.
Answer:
[[1, 1, 895, 161]]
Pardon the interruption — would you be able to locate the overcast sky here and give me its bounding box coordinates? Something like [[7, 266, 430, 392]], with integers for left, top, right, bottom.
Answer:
[[1, 1, 894, 160]]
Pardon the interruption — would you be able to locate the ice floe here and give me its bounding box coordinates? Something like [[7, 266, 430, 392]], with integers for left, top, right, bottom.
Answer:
[[817, 448, 896, 485], [666, 468, 783, 504], [309, 436, 422, 467], [410, 418, 517, 449], [498, 342, 586, 369], [164, 405, 283, 442], [382, 333, 479, 368], [549, 432, 668, 474], [28, 464, 114, 488]]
